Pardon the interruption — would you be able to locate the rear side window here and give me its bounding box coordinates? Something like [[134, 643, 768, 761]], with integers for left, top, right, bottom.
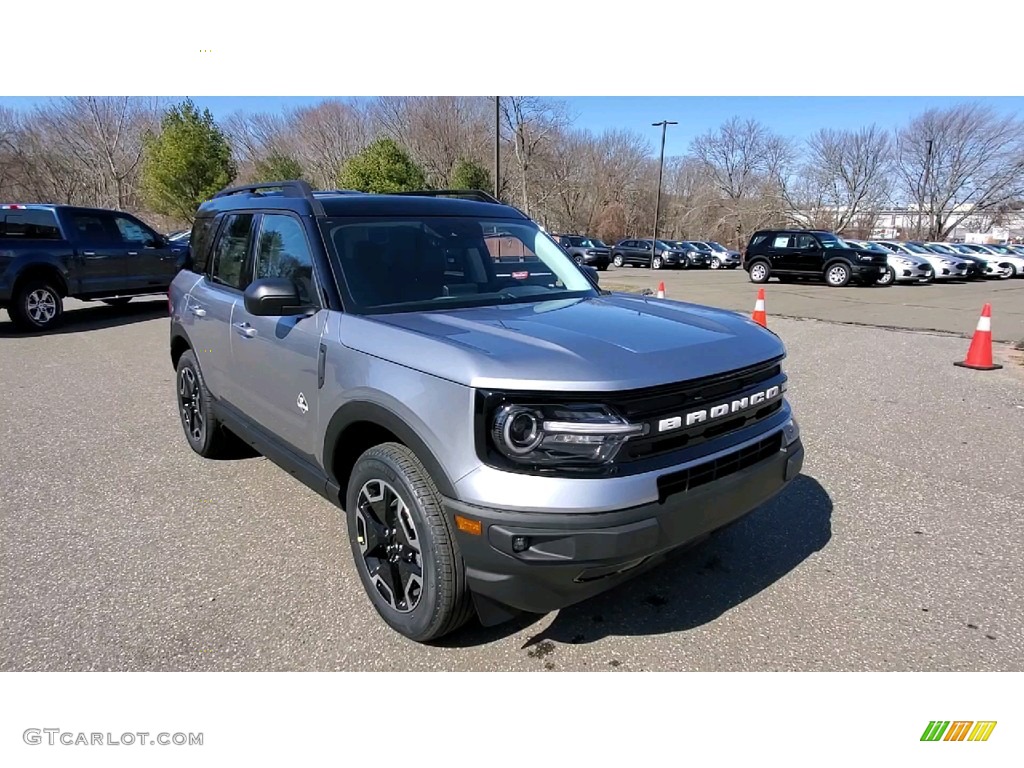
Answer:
[[0, 209, 62, 239], [209, 213, 254, 290], [70, 213, 120, 245], [772, 234, 792, 248], [189, 216, 218, 273]]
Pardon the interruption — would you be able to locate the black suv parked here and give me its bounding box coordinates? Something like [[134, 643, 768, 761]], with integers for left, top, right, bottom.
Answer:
[[743, 229, 887, 287], [610, 239, 687, 269], [0, 203, 187, 331], [553, 234, 611, 269]]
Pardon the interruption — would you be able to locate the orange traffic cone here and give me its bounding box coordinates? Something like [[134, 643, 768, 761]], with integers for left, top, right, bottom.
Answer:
[[955, 304, 1002, 370], [752, 288, 767, 327], [656, 281, 665, 299]]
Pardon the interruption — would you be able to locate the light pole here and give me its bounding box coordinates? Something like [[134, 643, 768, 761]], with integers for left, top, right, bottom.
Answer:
[[651, 120, 677, 269], [921, 138, 934, 239], [494, 97, 501, 200]]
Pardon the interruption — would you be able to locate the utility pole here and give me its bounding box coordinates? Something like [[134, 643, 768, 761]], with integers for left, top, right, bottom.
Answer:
[[494, 97, 501, 200], [651, 120, 677, 269], [922, 138, 934, 239]]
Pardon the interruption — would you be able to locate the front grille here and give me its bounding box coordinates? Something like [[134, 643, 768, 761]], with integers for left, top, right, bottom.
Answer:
[[609, 358, 786, 463], [656, 432, 783, 503]]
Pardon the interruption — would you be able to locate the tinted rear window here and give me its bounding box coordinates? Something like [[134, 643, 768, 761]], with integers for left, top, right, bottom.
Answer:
[[0, 209, 62, 239]]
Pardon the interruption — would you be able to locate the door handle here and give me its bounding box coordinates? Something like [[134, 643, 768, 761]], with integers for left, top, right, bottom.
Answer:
[[82, 251, 96, 257], [127, 251, 138, 256], [234, 322, 257, 338], [189, 306, 207, 318]]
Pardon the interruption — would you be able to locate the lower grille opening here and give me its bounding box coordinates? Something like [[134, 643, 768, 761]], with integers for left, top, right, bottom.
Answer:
[[656, 432, 784, 503]]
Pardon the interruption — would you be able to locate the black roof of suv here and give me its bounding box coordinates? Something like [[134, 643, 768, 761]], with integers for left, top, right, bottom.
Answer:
[[200, 181, 529, 220]]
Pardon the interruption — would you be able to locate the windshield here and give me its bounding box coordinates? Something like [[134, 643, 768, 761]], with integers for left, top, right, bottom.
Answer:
[[322, 217, 598, 314], [857, 241, 888, 253], [706, 241, 728, 252], [690, 242, 713, 252], [925, 243, 955, 254], [986, 244, 1010, 254], [656, 240, 679, 251], [903, 242, 933, 254], [567, 236, 599, 248]]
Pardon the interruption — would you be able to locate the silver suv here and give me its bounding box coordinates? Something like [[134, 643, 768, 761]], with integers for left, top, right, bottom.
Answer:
[[169, 182, 804, 642]]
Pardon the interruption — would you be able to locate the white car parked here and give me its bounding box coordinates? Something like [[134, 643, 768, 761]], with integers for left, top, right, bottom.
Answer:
[[874, 240, 969, 280], [957, 243, 1024, 278], [846, 240, 932, 284]]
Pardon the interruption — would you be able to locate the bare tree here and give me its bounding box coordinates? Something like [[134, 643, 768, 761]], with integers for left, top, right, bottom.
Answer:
[[499, 97, 572, 216], [287, 99, 372, 188], [371, 97, 490, 187], [784, 125, 893, 232], [895, 103, 1024, 239], [689, 117, 795, 247]]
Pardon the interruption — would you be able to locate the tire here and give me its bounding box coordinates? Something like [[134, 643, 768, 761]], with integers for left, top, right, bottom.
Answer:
[[710, 257, 721, 269], [652, 256, 662, 270], [573, 255, 584, 265], [999, 263, 1016, 279], [612, 254, 624, 268], [175, 350, 252, 459], [102, 297, 132, 306], [597, 265, 608, 271], [876, 266, 895, 286], [748, 260, 770, 283], [9, 278, 64, 332], [679, 258, 689, 270], [825, 262, 852, 287], [346, 442, 473, 643]]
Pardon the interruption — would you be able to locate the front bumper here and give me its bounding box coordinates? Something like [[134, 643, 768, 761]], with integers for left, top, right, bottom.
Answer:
[[583, 253, 611, 267], [933, 264, 969, 279], [893, 264, 933, 282], [852, 264, 886, 280], [446, 433, 804, 615]]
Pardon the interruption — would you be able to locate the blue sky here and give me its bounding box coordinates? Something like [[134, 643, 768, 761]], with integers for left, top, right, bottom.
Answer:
[[3, 96, 1020, 158]]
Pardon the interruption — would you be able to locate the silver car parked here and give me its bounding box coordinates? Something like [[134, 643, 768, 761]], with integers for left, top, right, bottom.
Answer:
[[855, 240, 932, 283]]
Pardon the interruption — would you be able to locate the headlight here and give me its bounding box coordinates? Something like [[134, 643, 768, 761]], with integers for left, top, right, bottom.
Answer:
[[491, 403, 644, 466]]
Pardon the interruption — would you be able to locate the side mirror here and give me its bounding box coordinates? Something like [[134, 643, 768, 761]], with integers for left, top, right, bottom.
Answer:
[[147, 235, 167, 248], [243, 278, 312, 317], [582, 264, 599, 284]]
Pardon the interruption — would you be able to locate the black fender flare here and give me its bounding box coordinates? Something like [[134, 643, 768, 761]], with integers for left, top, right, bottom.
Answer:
[[12, 255, 72, 296], [322, 401, 457, 499]]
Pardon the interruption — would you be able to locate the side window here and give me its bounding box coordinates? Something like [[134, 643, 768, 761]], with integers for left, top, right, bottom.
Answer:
[[253, 214, 317, 306], [209, 213, 254, 291], [772, 234, 792, 249], [749, 234, 768, 248], [795, 234, 817, 249], [0, 209, 62, 239], [70, 213, 118, 245], [113, 215, 154, 244], [189, 216, 218, 274]]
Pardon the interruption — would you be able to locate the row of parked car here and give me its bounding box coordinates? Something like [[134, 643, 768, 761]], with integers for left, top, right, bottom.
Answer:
[[553, 235, 742, 271], [739, 228, 1024, 288]]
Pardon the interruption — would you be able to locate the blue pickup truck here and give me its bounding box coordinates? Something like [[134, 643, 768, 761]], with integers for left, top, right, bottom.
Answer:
[[0, 203, 187, 331]]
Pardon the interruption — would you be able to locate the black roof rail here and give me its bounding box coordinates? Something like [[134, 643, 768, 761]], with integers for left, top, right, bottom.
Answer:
[[391, 189, 503, 205], [211, 180, 325, 215]]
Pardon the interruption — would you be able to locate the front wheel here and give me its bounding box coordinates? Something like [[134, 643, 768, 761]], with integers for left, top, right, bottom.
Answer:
[[876, 266, 895, 286], [612, 254, 624, 268], [825, 262, 852, 287], [997, 263, 1016, 279], [748, 261, 770, 283], [652, 256, 662, 269], [573, 255, 584, 265], [346, 443, 474, 643], [710, 257, 721, 269]]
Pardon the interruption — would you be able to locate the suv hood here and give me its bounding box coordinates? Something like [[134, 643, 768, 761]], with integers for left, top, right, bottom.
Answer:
[[340, 294, 785, 391]]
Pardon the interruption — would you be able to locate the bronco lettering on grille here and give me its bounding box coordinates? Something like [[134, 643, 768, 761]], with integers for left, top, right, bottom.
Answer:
[[657, 383, 785, 433]]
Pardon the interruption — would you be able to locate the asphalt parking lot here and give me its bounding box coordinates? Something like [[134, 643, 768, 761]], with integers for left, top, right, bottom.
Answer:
[[603, 266, 1024, 343], [1, 290, 1023, 671]]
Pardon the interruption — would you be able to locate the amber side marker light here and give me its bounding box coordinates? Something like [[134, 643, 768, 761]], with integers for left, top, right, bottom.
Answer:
[[454, 515, 482, 535]]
